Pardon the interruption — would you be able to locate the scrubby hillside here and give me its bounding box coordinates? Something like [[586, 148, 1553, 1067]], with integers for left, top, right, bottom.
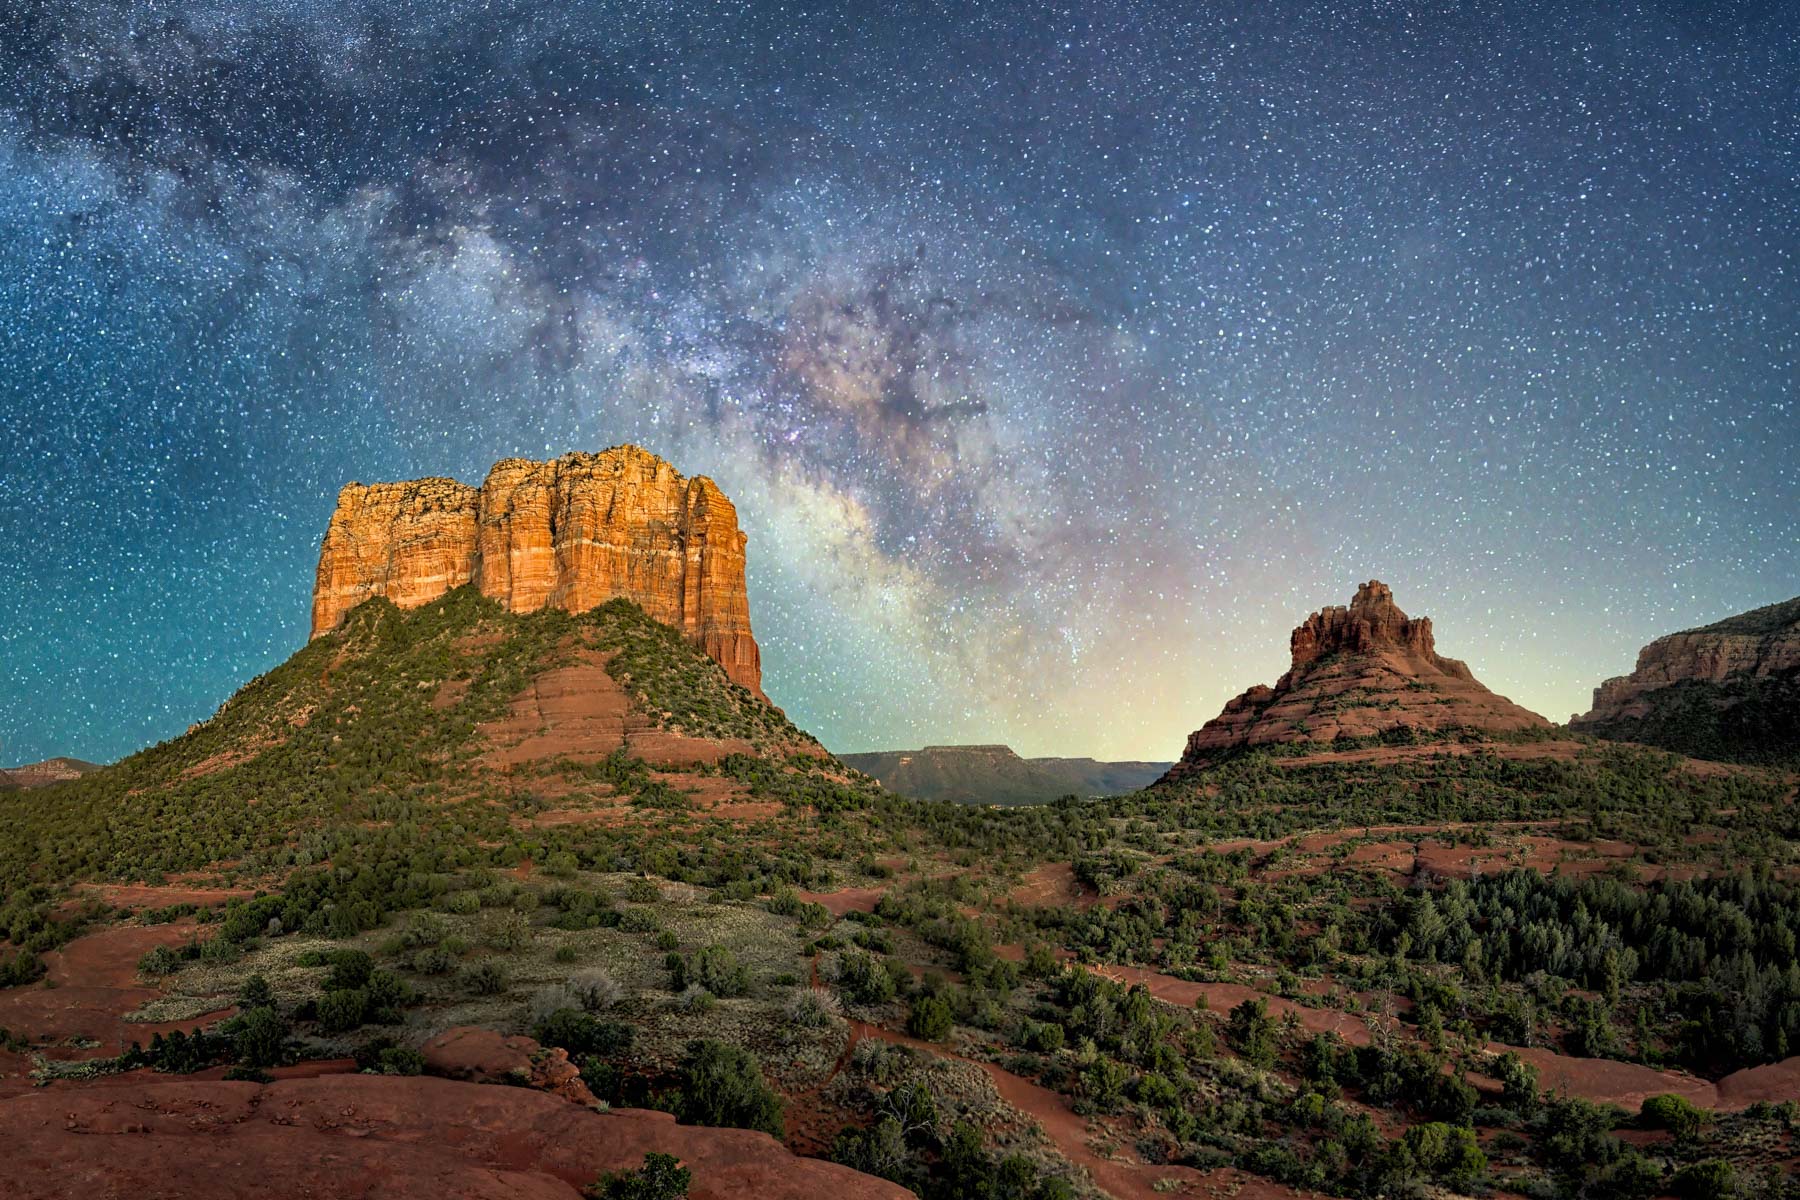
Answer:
[[0, 587, 832, 950], [6, 591, 1800, 1200]]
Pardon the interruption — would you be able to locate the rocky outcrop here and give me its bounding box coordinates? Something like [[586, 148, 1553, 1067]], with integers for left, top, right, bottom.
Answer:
[[420, 1026, 595, 1105], [1571, 596, 1800, 763], [1165, 581, 1548, 775], [842, 745, 1171, 805], [0, 757, 100, 790], [311, 446, 762, 695], [1575, 597, 1800, 723]]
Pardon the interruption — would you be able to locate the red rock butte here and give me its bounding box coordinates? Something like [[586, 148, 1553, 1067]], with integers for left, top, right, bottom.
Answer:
[[1167, 580, 1548, 773], [310, 446, 762, 695]]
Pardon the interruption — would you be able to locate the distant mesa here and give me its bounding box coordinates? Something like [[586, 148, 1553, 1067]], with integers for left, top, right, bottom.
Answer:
[[311, 445, 762, 696], [842, 744, 1171, 805], [1572, 594, 1800, 764], [1164, 580, 1548, 778], [1, 756, 101, 791]]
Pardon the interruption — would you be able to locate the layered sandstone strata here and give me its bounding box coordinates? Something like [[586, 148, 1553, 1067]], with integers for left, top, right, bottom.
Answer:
[[1167, 581, 1547, 773], [310, 446, 762, 695], [1573, 596, 1800, 725]]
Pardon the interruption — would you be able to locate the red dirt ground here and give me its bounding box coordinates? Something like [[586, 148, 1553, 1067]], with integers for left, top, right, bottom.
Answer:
[[1006, 862, 1118, 910], [0, 921, 236, 1086], [1095, 965, 1378, 1046], [73, 883, 257, 910], [6, 1073, 914, 1200], [478, 649, 758, 770], [797, 887, 887, 917]]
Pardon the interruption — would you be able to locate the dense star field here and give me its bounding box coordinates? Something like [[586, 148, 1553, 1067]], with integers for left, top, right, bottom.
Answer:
[[1, 0, 1795, 765]]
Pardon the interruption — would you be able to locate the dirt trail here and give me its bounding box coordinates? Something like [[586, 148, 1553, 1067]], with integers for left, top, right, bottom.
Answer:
[[73, 883, 256, 911]]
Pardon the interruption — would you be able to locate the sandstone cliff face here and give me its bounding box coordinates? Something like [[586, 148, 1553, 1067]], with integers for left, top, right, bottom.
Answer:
[[1573, 596, 1800, 724], [1167, 581, 1547, 773], [311, 446, 762, 696]]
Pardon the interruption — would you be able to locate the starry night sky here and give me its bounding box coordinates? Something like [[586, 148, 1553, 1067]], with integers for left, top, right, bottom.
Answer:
[[2, 1, 1795, 766]]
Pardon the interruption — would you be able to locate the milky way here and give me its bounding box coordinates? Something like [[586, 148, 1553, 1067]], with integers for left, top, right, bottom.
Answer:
[[2, 1, 1795, 765]]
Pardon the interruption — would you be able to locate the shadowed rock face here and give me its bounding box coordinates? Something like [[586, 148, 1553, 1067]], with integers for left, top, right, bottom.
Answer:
[[1165, 581, 1547, 775], [310, 445, 762, 695]]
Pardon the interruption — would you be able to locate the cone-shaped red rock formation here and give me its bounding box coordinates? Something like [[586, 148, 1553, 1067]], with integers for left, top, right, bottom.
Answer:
[[310, 446, 762, 695], [1166, 581, 1547, 776]]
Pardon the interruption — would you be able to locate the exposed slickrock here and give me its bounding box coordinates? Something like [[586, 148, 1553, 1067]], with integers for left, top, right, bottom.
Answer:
[[1164, 581, 1547, 777], [1572, 595, 1800, 762], [311, 446, 762, 695], [476, 648, 756, 768], [6, 1073, 913, 1200]]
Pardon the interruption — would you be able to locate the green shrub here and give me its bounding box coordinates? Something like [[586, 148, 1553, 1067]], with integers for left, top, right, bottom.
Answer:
[[237, 974, 275, 1009], [1226, 998, 1279, 1068], [835, 951, 897, 1006], [0, 949, 47, 987], [482, 909, 533, 951], [442, 891, 481, 915], [372, 1046, 426, 1076], [675, 1040, 784, 1137], [1641, 1093, 1710, 1140], [462, 959, 508, 996], [230, 1006, 288, 1068], [1672, 1160, 1737, 1200], [537, 1009, 636, 1058], [906, 994, 954, 1042], [317, 988, 370, 1032], [1399, 1122, 1487, 1187], [587, 1151, 691, 1200], [412, 946, 456, 974], [137, 945, 181, 978], [692, 946, 750, 998], [620, 908, 660, 934]]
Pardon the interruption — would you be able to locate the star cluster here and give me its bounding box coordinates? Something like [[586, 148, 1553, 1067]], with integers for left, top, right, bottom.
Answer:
[[1, 1, 1795, 765]]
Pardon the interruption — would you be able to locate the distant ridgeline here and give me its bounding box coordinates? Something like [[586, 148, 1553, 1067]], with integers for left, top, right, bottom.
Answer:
[[0, 757, 100, 791], [841, 744, 1171, 805], [1573, 595, 1800, 764]]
